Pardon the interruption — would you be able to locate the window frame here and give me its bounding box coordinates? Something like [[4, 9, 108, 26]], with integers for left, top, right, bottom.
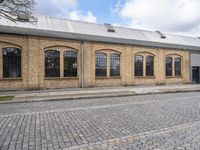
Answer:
[[45, 49, 60, 78], [63, 51, 78, 77], [95, 50, 121, 78], [110, 53, 120, 77], [146, 55, 154, 77], [95, 52, 107, 77], [2, 47, 22, 78], [174, 57, 182, 77], [134, 55, 144, 77], [165, 56, 173, 77], [165, 56, 182, 78]]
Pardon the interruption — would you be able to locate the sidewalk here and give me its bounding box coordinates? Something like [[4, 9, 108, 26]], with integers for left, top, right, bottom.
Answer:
[[0, 84, 200, 104]]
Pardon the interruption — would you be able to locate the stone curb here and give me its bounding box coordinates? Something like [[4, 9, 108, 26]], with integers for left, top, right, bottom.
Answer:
[[0, 89, 200, 105], [0, 92, 136, 104]]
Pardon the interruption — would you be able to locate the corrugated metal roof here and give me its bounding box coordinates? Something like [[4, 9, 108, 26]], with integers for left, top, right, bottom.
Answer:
[[0, 15, 200, 51]]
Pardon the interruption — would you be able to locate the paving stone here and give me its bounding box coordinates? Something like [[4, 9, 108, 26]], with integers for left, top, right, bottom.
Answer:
[[0, 92, 200, 149]]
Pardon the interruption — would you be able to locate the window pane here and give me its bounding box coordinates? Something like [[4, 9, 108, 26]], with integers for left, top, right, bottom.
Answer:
[[166, 57, 172, 76], [146, 56, 154, 76], [45, 50, 60, 77], [95, 53, 107, 77], [175, 57, 181, 76], [64, 51, 77, 77], [110, 53, 120, 76], [135, 55, 143, 76], [3, 48, 21, 78]]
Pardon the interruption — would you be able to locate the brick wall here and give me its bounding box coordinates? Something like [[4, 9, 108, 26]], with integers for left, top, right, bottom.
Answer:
[[0, 34, 190, 90]]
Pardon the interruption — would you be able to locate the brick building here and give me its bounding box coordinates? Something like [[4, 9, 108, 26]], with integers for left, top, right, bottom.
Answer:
[[0, 16, 200, 90]]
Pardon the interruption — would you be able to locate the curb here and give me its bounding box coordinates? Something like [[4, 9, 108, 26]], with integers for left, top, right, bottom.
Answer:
[[0, 89, 200, 105], [0, 92, 136, 104]]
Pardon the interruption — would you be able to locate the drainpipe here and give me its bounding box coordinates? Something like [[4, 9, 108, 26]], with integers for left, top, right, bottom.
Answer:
[[71, 33, 85, 88], [189, 51, 192, 83], [81, 41, 84, 88]]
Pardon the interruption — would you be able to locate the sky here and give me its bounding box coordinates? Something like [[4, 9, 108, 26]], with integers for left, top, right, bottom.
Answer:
[[34, 0, 200, 37]]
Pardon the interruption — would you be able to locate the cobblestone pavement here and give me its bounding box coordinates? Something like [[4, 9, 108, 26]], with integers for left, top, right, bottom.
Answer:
[[0, 92, 200, 150]]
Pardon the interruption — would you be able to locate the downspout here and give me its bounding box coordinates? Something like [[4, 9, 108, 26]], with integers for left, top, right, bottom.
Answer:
[[71, 33, 85, 88], [81, 40, 84, 88], [189, 51, 192, 83]]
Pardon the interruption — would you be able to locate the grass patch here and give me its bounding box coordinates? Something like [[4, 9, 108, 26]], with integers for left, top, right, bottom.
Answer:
[[0, 96, 14, 101]]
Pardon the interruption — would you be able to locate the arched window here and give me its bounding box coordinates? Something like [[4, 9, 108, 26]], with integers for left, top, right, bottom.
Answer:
[[95, 52, 107, 77], [64, 51, 77, 77], [146, 56, 154, 76], [166, 57, 173, 76], [45, 50, 60, 77], [110, 53, 120, 76], [175, 57, 181, 76], [135, 55, 143, 76], [3, 47, 21, 78]]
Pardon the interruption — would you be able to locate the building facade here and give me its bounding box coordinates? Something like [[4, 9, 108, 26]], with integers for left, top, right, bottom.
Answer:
[[0, 34, 190, 90], [0, 16, 198, 90]]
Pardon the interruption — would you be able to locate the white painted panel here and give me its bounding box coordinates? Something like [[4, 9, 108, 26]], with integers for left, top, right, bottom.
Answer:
[[191, 53, 200, 66]]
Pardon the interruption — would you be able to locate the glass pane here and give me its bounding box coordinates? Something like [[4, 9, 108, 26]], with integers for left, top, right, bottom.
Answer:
[[146, 56, 154, 76], [175, 57, 181, 76], [135, 55, 143, 76], [64, 51, 77, 77], [3, 48, 21, 78], [95, 53, 107, 77], [110, 53, 120, 76], [166, 57, 172, 76], [45, 50, 60, 77]]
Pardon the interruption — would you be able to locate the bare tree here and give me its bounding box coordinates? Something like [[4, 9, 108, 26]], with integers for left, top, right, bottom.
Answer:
[[0, 0, 37, 22]]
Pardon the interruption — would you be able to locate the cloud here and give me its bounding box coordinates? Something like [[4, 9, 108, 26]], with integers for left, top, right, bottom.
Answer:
[[118, 0, 200, 36], [34, 0, 96, 23], [110, 0, 123, 15], [35, 0, 77, 17], [69, 10, 97, 23]]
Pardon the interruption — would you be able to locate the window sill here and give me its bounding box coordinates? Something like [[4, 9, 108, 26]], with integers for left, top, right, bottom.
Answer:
[[166, 76, 182, 78], [135, 76, 155, 79], [95, 76, 121, 79], [0, 78, 23, 81], [45, 77, 79, 80]]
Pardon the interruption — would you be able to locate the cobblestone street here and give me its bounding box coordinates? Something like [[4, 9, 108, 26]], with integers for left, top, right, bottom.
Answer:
[[1, 92, 200, 150]]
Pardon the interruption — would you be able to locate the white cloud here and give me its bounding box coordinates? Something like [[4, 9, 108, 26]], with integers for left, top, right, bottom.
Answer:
[[35, 0, 77, 17], [35, 0, 97, 23], [69, 10, 97, 23], [110, 0, 123, 15], [118, 0, 200, 36]]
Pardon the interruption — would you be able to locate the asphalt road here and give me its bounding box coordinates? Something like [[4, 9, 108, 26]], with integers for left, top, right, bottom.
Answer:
[[0, 92, 200, 150]]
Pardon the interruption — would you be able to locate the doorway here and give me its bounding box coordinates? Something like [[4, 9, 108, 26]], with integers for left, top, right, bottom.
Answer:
[[192, 67, 200, 84]]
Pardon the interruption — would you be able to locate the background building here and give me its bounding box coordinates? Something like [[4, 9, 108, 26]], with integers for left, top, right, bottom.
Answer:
[[0, 16, 199, 90]]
